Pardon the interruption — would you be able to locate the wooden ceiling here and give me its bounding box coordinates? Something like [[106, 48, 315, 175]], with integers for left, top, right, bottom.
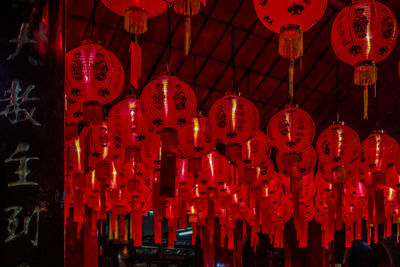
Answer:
[[67, 0, 400, 141]]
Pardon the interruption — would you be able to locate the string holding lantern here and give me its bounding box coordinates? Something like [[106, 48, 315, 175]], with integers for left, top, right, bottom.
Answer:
[[65, 40, 124, 124], [173, 0, 206, 55], [331, 0, 398, 119], [253, 0, 327, 99], [208, 93, 260, 164]]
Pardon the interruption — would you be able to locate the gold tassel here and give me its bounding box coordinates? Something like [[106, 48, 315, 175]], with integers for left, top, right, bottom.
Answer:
[[364, 85, 368, 120], [289, 58, 294, 100], [354, 61, 377, 120], [279, 25, 303, 60], [185, 16, 191, 56], [125, 7, 148, 34]]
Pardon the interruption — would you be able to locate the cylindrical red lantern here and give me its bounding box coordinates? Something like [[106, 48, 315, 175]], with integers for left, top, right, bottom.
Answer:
[[331, 0, 398, 119], [253, 0, 327, 98]]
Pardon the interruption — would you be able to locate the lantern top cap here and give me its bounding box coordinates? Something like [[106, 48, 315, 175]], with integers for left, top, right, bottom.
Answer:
[[332, 121, 346, 126], [283, 104, 299, 109], [372, 129, 387, 134], [81, 38, 103, 46]]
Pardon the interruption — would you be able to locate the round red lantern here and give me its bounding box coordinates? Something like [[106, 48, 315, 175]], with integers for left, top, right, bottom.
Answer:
[[316, 121, 361, 183], [253, 0, 327, 98], [360, 130, 400, 186], [65, 40, 124, 105], [108, 96, 150, 149], [178, 113, 216, 159], [331, 0, 398, 119], [208, 93, 259, 162], [267, 105, 315, 153], [65, 96, 83, 124], [141, 74, 197, 129], [276, 145, 317, 178]]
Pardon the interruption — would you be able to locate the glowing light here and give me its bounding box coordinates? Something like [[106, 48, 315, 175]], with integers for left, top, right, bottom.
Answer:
[[180, 159, 186, 183], [336, 128, 343, 158], [231, 98, 237, 133], [388, 188, 394, 201], [375, 134, 381, 168], [264, 185, 269, 198], [111, 161, 117, 189], [162, 78, 169, 119], [193, 117, 200, 148], [208, 153, 215, 182], [103, 146, 108, 160], [191, 205, 195, 214], [91, 170, 96, 190], [233, 193, 238, 204], [366, 32, 371, 56], [285, 112, 291, 142], [75, 138, 82, 171], [246, 139, 251, 161]]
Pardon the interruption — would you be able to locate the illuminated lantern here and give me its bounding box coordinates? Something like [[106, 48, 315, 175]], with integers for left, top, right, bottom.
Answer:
[[268, 105, 315, 153], [178, 114, 215, 158], [360, 130, 399, 187], [242, 130, 271, 168], [256, 157, 275, 185], [200, 151, 229, 189], [108, 96, 148, 147], [173, 0, 206, 55], [141, 75, 197, 147], [331, 0, 398, 119], [208, 93, 260, 163], [65, 40, 124, 114], [316, 121, 361, 183], [253, 0, 327, 98]]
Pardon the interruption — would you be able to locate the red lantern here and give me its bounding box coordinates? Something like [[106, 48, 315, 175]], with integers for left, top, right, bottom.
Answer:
[[268, 105, 315, 153], [331, 0, 398, 119], [253, 0, 327, 98], [276, 145, 317, 179], [65, 96, 83, 124], [242, 130, 271, 168], [178, 114, 216, 158], [360, 130, 400, 187], [141, 75, 197, 129], [208, 93, 259, 163], [316, 121, 361, 183], [108, 96, 151, 149], [65, 41, 124, 105]]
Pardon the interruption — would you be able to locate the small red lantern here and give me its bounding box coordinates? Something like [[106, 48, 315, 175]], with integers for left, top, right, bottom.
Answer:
[[276, 145, 317, 179], [316, 121, 361, 183], [253, 0, 327, 98], [65, 40, 124, 105], [360, 130, 400, 186], [208, 93, 259, 162], [331, 0, 398, 119], [267, 105, 315, 153]]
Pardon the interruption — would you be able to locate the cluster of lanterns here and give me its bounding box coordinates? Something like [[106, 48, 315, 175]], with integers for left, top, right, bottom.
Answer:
[[64, 0, 400, 252]]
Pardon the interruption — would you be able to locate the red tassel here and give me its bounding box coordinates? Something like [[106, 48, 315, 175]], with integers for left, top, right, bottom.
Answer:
[[130, 41, 141, 89]]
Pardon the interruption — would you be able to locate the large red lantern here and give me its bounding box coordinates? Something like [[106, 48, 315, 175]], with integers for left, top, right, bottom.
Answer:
[[316, 121, 361, 183], [65, 40, 124, 106], [360, 130, 400, 186], [267, 105, 315, 153], [253, 0, 327, 98], [331, 0, 398, 119], [208, 93, 259, 162]]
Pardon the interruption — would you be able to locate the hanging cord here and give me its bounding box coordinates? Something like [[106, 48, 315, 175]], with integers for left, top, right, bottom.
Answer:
[[336, 64, 341, 122], [231, 26, 236, 93], [167, 4, 172, 73], [89, 0, 98, 38]]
